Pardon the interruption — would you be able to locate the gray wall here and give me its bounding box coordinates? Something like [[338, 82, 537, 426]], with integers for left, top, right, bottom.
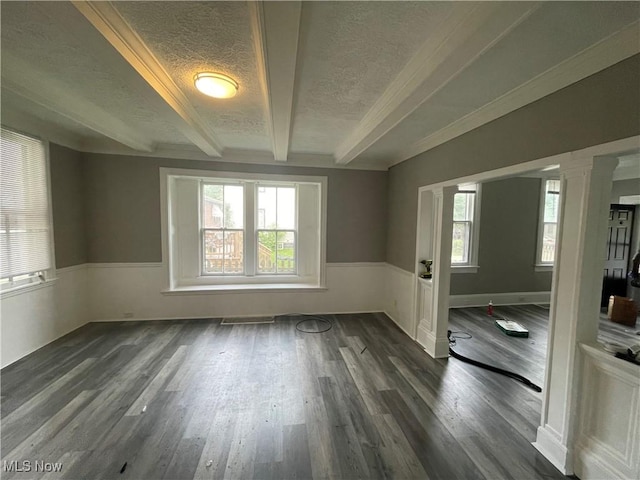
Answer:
[[82, 154, 388, 263], [611, 178, 640, 203], [49, 143, 87, 268], [450, 177, 552, 295], [388, 55, 640, 272]]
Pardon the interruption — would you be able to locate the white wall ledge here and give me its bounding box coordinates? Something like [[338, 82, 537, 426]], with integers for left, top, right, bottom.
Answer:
[[162, 284, 327, 295], [580, 342, 640, 376], [450, 264, 479, 274], [0, 277, 57, 299]]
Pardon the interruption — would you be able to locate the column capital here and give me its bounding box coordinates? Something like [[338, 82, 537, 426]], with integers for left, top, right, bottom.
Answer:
[[559, 153, 618, 179]]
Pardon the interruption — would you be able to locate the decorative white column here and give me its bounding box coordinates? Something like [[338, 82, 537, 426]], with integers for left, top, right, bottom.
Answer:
[[534, 153, 618, 474], [417, 185, 456, 358]]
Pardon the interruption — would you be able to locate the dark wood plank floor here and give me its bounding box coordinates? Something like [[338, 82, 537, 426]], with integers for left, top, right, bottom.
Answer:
[[1, 312, 565, 480]]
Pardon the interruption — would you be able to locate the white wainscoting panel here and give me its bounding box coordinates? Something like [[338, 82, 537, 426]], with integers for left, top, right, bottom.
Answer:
[[573, 344, 640, 480], [1, 265, 89, 368], [88, 262, 386, 321], [384, 263, 416, 339]]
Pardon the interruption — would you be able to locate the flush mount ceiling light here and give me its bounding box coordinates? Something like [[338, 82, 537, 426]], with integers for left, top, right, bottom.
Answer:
[[194, 72, 238, 99]]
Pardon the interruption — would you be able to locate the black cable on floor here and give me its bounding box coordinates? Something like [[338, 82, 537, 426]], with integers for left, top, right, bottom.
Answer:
[[276, 313, 333, 334], [447, 330, 542, 392]]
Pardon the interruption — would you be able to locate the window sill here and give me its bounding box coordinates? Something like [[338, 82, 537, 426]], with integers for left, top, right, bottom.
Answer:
[[0, 277, 57, 299], [534, 264, 554, 272], [451, 265, 479, 274], [162, 283, 327, 295]]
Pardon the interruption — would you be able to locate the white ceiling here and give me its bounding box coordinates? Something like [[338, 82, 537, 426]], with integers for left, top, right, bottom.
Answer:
[[1, 1, 639, 170]]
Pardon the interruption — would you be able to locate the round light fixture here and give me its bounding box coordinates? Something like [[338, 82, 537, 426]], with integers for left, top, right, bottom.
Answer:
[[194, 72, 238, 99]]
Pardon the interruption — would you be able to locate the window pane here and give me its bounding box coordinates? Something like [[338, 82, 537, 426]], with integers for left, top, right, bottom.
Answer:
[[203, 185, 224, 228], [277, 187, 296, 229], [453, 192, 474, 221], [203, 230, 244, 274], [541, 223, 557, 263], [258, 187, 277, 229], [277, 231, 296, 274], [202, 184, 244, 229], [544, 181, 559, 223], [203, 230, 224, 273], [223, 231, 244, 273], [258, 231, 277, 273], [451, 222, 470, 263], [224, 185, 243, 228], [257, 230, 296, 274]]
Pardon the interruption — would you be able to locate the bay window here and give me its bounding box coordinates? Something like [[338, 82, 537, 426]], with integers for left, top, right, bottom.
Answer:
[[162, 168, 325, 290]]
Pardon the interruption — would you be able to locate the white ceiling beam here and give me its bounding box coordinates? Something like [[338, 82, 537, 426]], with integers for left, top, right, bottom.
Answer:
[[1, 56, 154, 152], [249, 1, 302, 162], [334, 2, 540, 165], [72, 0, 223, 157], [389, 21, 640, 167]]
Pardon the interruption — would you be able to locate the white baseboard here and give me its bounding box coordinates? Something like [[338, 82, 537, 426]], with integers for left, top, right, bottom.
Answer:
[[533, 425, 572, 475], [91, 310, 383, 323], [449, 291, 551, 308], [416, 327, 449, 359], [384, 310, 414, 338]]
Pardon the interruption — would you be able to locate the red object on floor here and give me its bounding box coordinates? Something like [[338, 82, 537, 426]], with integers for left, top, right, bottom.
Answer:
[[488, 301, 493, 316]]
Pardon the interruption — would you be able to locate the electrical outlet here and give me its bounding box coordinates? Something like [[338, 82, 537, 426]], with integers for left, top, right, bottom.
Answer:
[[123, 312, 134, 319]]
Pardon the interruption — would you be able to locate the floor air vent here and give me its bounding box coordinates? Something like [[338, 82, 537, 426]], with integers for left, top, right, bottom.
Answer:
[[220, 316, 275, 325]]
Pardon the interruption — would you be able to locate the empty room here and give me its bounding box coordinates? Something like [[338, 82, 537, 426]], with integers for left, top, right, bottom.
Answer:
[[1, 2, 639, 479]]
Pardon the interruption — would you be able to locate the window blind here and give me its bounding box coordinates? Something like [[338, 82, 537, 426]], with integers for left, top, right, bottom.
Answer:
[[0, 128, 51, 279]]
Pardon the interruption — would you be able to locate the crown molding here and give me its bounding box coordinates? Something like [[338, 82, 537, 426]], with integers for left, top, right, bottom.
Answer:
[[1, 59, 154, 152], [72, 0, 223, 157], [389, 21, 640, 168], [249, 1, 302, 163], [334, 2, 540, 165]]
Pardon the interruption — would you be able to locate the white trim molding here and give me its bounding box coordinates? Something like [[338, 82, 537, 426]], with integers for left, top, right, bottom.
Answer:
[[248, 1, 301, 162], [390, 21, 640, 167]]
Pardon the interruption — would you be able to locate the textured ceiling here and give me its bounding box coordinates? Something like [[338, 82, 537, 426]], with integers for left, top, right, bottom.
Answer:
[[1, 1, 638, 169], [112, 1, 269, 151], [1, 1, 190, 146], [289, 1, 455, 154]]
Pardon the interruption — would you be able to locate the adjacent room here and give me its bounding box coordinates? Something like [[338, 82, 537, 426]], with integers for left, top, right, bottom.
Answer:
[[1, 2, 639, 479]]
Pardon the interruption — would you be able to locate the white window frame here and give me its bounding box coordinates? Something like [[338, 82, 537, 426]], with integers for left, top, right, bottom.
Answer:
[[451, 183, 481, 274], [160, 168, 326, 293], [535, 178, 561, 271], [0, 127, 56, 297]]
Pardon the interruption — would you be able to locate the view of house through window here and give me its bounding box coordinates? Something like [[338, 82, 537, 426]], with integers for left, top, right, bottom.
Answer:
[[452, 186, 477, 264], [202, 183, 244, 275], [539, 179, 560, 264]]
